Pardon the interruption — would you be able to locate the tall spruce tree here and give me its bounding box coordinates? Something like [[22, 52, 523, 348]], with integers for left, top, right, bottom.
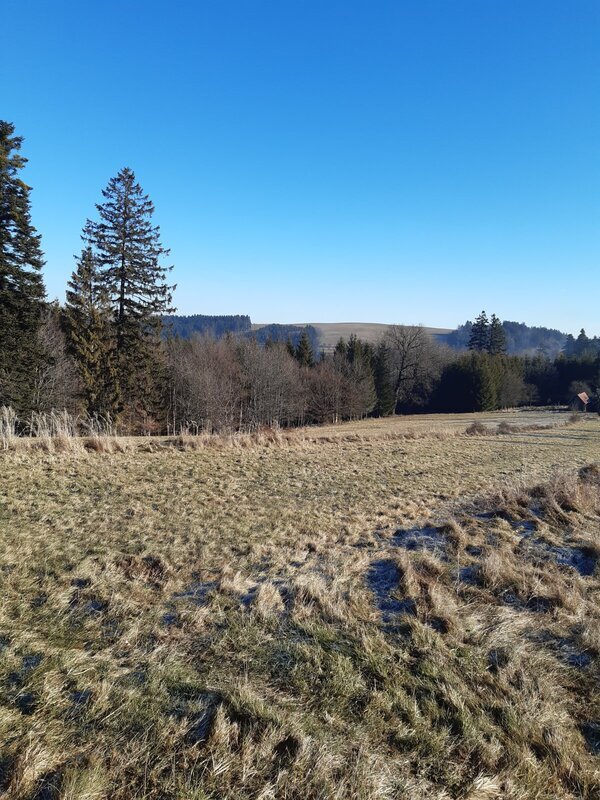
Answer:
[[563, 333, 576, 357], [65, 247, 119, 416], [0, 121, 46, 410], [488, 314, 507, 355], [373, 340, 395, 416], [285, 337, 296, 358], [468, 310, 490, 352], [295, 329, 315, 367], [575, 329, 591, 357], [473, 355, 498, 411], [334, 337, 347, 360], [83, 168, 174, 414]]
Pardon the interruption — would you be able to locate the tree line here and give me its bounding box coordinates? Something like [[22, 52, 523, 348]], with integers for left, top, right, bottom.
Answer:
[[444, 316, 568, 357], [1, 120, 598, 435]]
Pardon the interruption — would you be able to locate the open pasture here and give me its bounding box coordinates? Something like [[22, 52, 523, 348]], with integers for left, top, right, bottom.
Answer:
[[0, 412, 599, 799]]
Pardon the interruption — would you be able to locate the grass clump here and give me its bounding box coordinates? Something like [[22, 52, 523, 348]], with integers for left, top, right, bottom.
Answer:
[[466, 421, 488, 436]]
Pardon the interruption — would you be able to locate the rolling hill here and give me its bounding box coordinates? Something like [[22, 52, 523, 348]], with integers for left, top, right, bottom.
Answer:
[[253, 321, 453, 351], [165, 315, 570, 356]]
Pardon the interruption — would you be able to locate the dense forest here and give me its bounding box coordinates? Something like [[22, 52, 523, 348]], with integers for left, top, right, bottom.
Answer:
[[1, 121, 599, 435], [161, 316, 319, 353], [162, 314, 252, 339]]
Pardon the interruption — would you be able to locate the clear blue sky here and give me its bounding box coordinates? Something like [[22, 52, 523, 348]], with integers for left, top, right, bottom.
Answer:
[[3, 0, 599, 333]]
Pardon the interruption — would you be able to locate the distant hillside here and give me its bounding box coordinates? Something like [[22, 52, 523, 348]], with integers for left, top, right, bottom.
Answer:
[[441, 320, 567, 357], [162, 315, 317, 351], [163, 314, 251, 339], [254, 322, 452, 352], [250, 323, 319, 351], [164, 315, 569, 358]]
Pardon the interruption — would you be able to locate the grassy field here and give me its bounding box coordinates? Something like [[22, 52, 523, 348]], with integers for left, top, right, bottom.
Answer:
[[0, 411, 599, 799]]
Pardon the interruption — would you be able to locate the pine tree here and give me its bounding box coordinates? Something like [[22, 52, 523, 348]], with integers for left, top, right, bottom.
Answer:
[[575, 329, 590, 357], [334, 337, 347, 360], [488, 314, 507, 355], [346, 334, 360, 363], [64, 247, 119, 416], [373, 340, 395, 416], [468, 311, 489, 352], [83, 168, 175, 414], [295, 329, 314, 367], [472, 354, 497, 410], [563, 333, 576, 357], [0, 121, 46, 410]]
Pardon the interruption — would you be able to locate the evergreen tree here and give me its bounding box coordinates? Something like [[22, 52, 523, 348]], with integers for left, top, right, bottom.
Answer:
[[285, 337, 296, 358], [334, 337, 347, 360], [575, 329, 591, 357], [488, 314, 507, 355], [295, 329, 314, 367], [373, 340, 395, 416], [330, 334, 376, 418], [83, 168, 175, 413], [346, 334, 360, 363], [64, 247, 119, 416], [437, 353, 497, 411], [563, 333, 576, 357], [472, 355, 497, 410], [0, 121, 46, 410], [468, 311, 489, 352]]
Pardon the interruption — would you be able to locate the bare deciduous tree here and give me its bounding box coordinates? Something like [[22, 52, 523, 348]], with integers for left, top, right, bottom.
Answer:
[[384, 325, 448, 410], [32, 305, 81, 413], [307, 361, 346, 424], [166, 336, 306, 433], [166, 336, 242, 433], [237, 339, 305, 429]]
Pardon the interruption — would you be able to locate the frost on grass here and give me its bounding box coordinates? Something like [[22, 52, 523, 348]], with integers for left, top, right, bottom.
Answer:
[[366, 558, 417, 622]]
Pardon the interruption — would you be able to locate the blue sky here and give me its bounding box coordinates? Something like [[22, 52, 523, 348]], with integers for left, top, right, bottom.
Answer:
[[3, 0, 599, 333]]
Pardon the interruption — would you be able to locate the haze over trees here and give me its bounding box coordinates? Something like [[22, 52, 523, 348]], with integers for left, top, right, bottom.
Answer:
[[446, 317, 567, 357], [1, 120, 599, 433]]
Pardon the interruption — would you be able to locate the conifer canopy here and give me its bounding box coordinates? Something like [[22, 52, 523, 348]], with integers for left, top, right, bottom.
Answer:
[[0, 121, 46, 410], [82, 167, 175, 411]]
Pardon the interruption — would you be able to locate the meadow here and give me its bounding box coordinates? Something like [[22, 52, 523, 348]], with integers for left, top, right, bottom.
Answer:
[[0, 410, 599, 799]]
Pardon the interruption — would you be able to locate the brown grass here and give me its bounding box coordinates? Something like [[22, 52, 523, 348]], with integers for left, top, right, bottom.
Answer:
[[0, 407, 582, 455], [0, 412, 599, 798]]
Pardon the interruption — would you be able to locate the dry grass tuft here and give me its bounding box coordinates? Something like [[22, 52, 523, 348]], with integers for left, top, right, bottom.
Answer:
[[250, 582, 286, 618], [579, 463, 600, 487], [466, 421, 488, 436]]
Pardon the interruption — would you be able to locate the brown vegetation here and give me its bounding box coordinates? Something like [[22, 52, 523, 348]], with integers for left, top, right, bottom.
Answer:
[[0, 413, 599, 798]]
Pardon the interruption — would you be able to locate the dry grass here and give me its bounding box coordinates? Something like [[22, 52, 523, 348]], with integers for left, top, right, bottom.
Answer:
[[0, 412, 599, 798], [0, 407, 580, 455]]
